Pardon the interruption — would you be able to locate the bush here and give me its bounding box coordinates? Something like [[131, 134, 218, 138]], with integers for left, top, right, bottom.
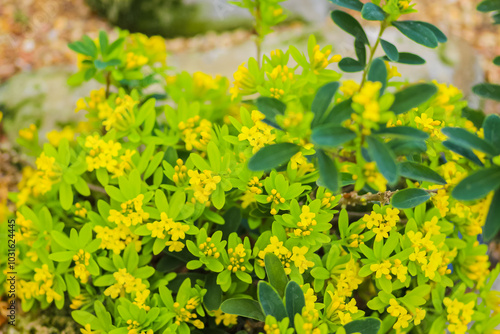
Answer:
[[2, 0, 500, 333]]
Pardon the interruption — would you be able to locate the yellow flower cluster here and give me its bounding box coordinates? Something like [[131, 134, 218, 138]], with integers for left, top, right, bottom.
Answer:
[[330, 258, 363, 298], [126, 52, 148, 69], [230, 62, 257, 99], [291, 246, 314, 274], [290, 151, 315, 176], [407, 230, 453, 279], [172, 159, 189, 185], [75, 202, 87, 218], [102, 95, 139, 132], [213, 310, 238, 327], [35, 152, 62, 195], [238, 110, 276, 153], [363, 162, 387, 192], [320, 191, 336, 209], [18, 264, 62, 303], [432, 81, 462, 115], [311, 45, 342, 74], [73, 249, 91, 283], [352, 81, 382, 127], [178, 115, 212, 151], [19, 123, 37, 141], [371, 259, 408, 283], [104, 268, 150, 310], [15, 212, 35, 245], [227, 244, 248, 273], [199, 236, 221, 259], [443, 297, 474, 334], [414, 113, 445, 140], [127, 33, 167, 65], [146, 212, 189, 252], [241, 176, 263, 209], [173, 298, 204, 329], [126, 319, 153, 334], [267, 188, 285, 215], [108, 194, 150, 227], [388, 299, 426, 330], [325, 290, 359, 325], [362, 207, 400, 242], [95, 224, 141, 254], [340, 80, 360, 97], [258, 236, 292, 274], [75, 88, 107, 113], [463, 254, 490, 289], [188, 169, 221, 204], [85, 135, 135, 178], [47, 125, 76, 147], [294, 205, 317, 237]]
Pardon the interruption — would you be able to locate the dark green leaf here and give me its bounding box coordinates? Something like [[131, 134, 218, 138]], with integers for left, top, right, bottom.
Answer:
[[494, 56, 500, 66], [417, 22, 447, 43], [391, 83, 437, 114], [399, 161, 446, 185], [451, 167, 500, 201], [317, 150, 340, 193], [329, 0, 364, 11], [473, 83, 500, 102], [380, 39, 399, 61], [311, 82, 340, 128], [339, 57, 365, 72], [204, 273, 222, 311], [391, 188, 431, 209], [483, 114, 500, 149], [392, 21, 438, 48], [220, 299, 265, 321], [248, 143, 300, 171], [388, 139, 427, 155], [483, 189, 500, 242], [362, 3, 386, 21], [258, 282, 287, 321], [374, 126, 429, 140], [368, 58, 387, 93], [382, 52, 426, 65], [221, 207, 241, 239], [355, 38, 367, 65], [331, 10, 369, 45], [442, 141, 484, 166], [256, 97, 286, 125], [311, 125, 356, 148], [366, 136, 398, 184], [285, 281, 305, 328], [264, 253, 288, 298], [344, 318, 382, 334], [462, 107, 486, 129], [324, 98, 354, 124], [477, 0, 500, 12], [441, 127, 497, 156]]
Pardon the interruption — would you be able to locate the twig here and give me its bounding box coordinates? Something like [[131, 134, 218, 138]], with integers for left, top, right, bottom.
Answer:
[[339, 188, 443, 207], [88, 183, 107, 195]]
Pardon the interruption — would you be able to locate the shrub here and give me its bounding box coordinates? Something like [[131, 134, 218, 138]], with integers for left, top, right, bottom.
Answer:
[[2, 0, 500, 333]]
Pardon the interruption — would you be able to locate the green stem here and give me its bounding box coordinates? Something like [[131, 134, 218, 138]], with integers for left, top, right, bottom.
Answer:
[[360, 20, 388, 88]]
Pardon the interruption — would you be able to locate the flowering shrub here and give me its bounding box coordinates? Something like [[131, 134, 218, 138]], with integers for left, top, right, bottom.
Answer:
[[2, 0, 500, 333]]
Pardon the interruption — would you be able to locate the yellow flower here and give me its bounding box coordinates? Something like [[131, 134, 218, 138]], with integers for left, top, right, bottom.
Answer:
[[258, 236, 292, 274], [444, 298, 474, 334], [238, 110, 276, 153], [370, 261, 392, 279], [178, 115, 212, 151], [19, 124, 37, 141], [188, 169, 222, 204], [227, 243, 248, 273], [291, 246, 314, 273], [230, 62, 257, 99], [214, 309, 238, 327], [81, 324, 97, 334], [311, 44, 341, 74], [340, 80, 360, 97]]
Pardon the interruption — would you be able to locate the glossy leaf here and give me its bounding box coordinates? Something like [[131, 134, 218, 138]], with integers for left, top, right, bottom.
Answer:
[[311, 82, 340, 127], [399, 161, 446, 185], [339, 57, 365, 72], [380, 39, 399, 61], [362, 3, 386, 21], [483, 114, 500, 148], [220, 299, 265, 321], [344, 317, 382, 334], [418, 22, 447, 43], [256, 97, 286, 124], [366, 136, 398, 184], [391, 83, 437, 114], [368, 58, 388, 93], [473, 83, 500, 102], [258, 281, 288, 321], [391, 188, 431, 209], [264, 253, 288, 298], [317, 150, 340, 194], [442, 140, 484, 166], [285, 281, 305, 328], [441, 127, 497, 156], [374, 126, 429, 140], [331, 10, 369, 45], [311, 125, 356, 148], [483, 189, 500, 242], [388, 139, 427, 156], [355, 38, 367, 65], [329, 0, 364, 11], [477, 0, 500, 12], [451, 167, 500, 201], [324, 98, 354, 124], [248, 143, 300, 171], [382, 52, 426, 65], [392, 21, 438, 48]]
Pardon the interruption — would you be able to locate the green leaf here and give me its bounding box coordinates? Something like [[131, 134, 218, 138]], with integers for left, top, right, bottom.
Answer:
[[391, 188, 430, 209], [204, 273, 222, 311], [355, 38, 366, 65], [483, 189, 500, 241], [382, 52, 425, 65], [343, 318, 382, 334], [311, 82, 340, 128], [483, 114, 500, 148], [380, 39, 399, 61], [256, 97, 286, 126], [478, 0, 500, 12], [442, 140, 484, 166], [374, 126, 429, 140], [49, 251, 75, 262], [473, 83, 500, 102], [390, 83, 437, 114], [392, 21, 438, 48], [494, 56, 500, 66], [339, 57, 365, 72], [68, 41, 95, 57], [285, 281, 305, 328], [441, 127, 497, 156], [329, 0, 364, 11], [331, 10, 369, 45], [367, 58, 387, 93], [417, 22, 447, 43], [51, 231, 75, 250], [398, 161, 446, 185], [317, 150, 340, 194], [258, 281, 287, 321], [59, 181, 73, 210], [361, 3, 386, 21], [366, 136, 398, 184], [311, 125, 356, 148], [324, 98, 354, 124], [220, 299, 265, 321], [264, 253, 288, 298], [99, 31, 108, 55], [248, 143, 300, 171], [451, 167, 500, 201]]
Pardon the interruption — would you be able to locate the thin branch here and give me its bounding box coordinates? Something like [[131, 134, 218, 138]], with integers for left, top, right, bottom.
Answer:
[[88, 183, 107, 195], [339, 188, 443, 207]]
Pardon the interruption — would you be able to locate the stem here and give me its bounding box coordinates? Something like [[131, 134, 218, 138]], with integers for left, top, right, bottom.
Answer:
[[105, 71, 111, 97], [88, 183, 107, 195], [360, 20, 388, 88], [339, 188, 443, 207]]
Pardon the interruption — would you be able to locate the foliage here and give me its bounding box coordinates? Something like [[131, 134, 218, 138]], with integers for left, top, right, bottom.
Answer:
[[2, 0, 500, 334]]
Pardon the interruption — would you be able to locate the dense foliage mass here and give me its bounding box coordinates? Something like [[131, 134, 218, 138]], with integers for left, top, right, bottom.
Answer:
[[2, 0, 500, 333]]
